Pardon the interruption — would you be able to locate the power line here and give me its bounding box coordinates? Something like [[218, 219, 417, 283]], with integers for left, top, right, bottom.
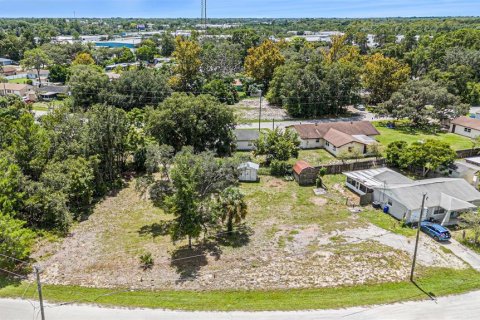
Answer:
[[0, 267, 28, 279], [0, 253, 31, 265]]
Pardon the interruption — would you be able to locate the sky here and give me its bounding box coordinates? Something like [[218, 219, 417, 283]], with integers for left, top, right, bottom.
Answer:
[[0, 0, 479, 18]]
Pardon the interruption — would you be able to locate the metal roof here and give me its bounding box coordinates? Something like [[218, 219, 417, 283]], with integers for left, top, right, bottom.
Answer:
[[344, 168, 413, 189], [238, 162, 259, 170]]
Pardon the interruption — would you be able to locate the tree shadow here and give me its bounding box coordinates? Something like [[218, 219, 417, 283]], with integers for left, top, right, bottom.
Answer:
[[0, 275, 22, 289], [170, 241, 222, 282], [138, 220, 174, 238], [214, 225, 253, 248]]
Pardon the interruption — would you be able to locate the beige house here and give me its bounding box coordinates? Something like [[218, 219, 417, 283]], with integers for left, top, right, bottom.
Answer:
[[288, 121, 380, 157], [0, 83, 32, 97], [450, 116, 480, 138]]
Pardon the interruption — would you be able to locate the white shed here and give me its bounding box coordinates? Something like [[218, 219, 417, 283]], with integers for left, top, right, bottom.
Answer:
[[238, 162, 259, 182]]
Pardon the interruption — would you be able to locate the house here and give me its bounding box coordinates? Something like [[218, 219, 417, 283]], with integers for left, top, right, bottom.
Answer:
[[0, 66, 17, 76], [0, 57, 15, 66], [344, 168, 480, 226], [450, 116, 480, 138], [35, 85, 69, 101], [293, 160, 317, 186], [441, 158, 480, 188], [238, 162, 259, 182], [26, 69, 50, 80], [0, 83, 32, 97], [235, 129, 260, 151], [288, 121, 380, 157]]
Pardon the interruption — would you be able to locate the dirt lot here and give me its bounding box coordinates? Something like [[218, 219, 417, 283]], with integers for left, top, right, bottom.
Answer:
[[33, 176, 467, 290], [231, 98, 289, 121]]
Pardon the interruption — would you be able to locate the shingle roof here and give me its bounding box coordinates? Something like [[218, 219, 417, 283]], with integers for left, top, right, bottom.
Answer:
[[235, 129, 260, 141], [452, 116, 480, 131], [289, 121, 379, 140], [323, 128, 356, 147], [293, 160, 313, 174], [1, 83, 30, 91], [383, 178, 480, 211]]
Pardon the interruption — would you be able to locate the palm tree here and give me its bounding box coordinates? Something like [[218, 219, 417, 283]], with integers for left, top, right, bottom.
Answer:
[[218, 187, 247, 233]]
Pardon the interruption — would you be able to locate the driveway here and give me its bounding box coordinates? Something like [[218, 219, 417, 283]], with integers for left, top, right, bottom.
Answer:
[[443, 239, 480, 271], [3, 290, 480, 320]]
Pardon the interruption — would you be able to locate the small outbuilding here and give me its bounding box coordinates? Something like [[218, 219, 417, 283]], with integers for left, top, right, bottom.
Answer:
[[238, 162, 259, 182], [235, 129, 260, 151], [293, 160, 317, 186]]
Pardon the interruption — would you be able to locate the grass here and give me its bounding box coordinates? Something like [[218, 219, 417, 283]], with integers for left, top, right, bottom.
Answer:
[[292, 149, 337, 166], [8, 78, 29, 84], [374, 123, 474, 151], [1, 268, 480, 311], [360, 209, 416, 237], [453, 229, 480, 254]]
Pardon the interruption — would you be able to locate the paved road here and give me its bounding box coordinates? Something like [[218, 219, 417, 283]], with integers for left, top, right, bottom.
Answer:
[[3, 290, 480, 320], [237, 112, 390, 130]]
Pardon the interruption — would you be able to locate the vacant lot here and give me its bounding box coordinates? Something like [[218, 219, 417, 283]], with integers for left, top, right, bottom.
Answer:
[[231, 98, 288, 121], [30, 174, 466, 292], [374, 124, 473, 150]]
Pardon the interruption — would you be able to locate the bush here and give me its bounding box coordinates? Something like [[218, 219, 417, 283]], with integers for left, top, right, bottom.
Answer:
[[0, 212, 35, 269], [270, 160, 290, 176], [139, 252, 154, 270]]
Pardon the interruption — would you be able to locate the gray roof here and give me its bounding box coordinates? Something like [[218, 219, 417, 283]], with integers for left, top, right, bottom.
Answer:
[[382, 178, 480, 211], [36, 85, 69, 94], [235, 129, 260, 142], [344, 168, 413, 189], [238, 162, 259, 170]]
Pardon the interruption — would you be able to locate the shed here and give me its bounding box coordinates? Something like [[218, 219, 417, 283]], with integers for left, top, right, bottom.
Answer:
[[293, 160, 317, 186], [238, 162, 259, 182]]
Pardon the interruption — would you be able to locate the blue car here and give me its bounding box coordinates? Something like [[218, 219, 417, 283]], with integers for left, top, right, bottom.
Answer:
[[420, 222, 451, 241]]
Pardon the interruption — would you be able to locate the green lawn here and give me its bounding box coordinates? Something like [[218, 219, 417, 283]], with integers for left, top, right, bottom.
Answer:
[[292, 149, 337, 166], [1, 268, 479, 311], [360, 209, 417, 237], [8, 78, 29, 84], [374, 123, 474, 151]]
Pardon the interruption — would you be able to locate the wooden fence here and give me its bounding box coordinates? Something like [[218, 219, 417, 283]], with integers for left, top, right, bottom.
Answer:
[[316, 158, 387, 175]]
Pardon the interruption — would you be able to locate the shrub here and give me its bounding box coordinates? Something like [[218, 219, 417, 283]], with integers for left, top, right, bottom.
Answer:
[[270, 160, 290, 176], [139, 252, 154, 270]]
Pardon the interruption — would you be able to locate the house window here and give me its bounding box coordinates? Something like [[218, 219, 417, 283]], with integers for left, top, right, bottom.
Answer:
[[348, 147, 353, 152], [359, 184, 367, 193], [347, 177, 354, 185], [433, 207, 445, 215], [326, 141, 330, 147], [387, 199, 393, 206], [465, 128, 472, 133], [333, 146, 336, 151], [316, 139, 320, 143]]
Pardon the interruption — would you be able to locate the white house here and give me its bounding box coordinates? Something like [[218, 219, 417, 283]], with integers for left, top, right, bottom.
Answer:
[[441, 158, 480, 188], [235, 130, 260, 151], [288, 121, 380, 157], [450, 116, 480, 138], [344, 168, 480, 226], [238, 162, 259, 182]]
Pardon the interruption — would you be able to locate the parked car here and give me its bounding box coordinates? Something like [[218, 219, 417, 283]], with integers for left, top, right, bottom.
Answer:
[[355, 104, 366, 111], [420, 222, 451, 241]]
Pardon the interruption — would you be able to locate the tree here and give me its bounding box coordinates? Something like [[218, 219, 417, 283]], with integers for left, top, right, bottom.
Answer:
[[170, 37, 202, 92], [84, 105, 130, 189], [116, 48, 135, 63], [254, 128, 300, 164], [380, 79, 469, 126], [202, 79, 239, 105], [68, 65, 109, 109], [0, 212, 34, 269], [231, 29, 260, 57], [200, 42, 243, 79], [215, 187, 247, 233], [367, 142, 384, 159], [267, 57, 361, 118], [146, 93, 236, 156], [396, 140, 457, 177], [164, 148, 238, 247], [160, 32, 175, 57], [385, 140, 408, 167], [136, 41, 158, 62], [0, 153, 24, 216], [40, 157, 96, 217], [363, 53, 410, 104], [72, 52, 95, 65], [21, 48, 52, 87], [105, 68, 171, 110], [459, 211, 480, 245], [244, 40, 285, 90], [48, 64, 69, 83]]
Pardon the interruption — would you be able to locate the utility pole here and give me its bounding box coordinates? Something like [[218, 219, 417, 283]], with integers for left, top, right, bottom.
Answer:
[[258, 89, 263, 132], [272, 118, 275, 130], [410, 193, 427, 282], [34, 266, 46, 320]]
